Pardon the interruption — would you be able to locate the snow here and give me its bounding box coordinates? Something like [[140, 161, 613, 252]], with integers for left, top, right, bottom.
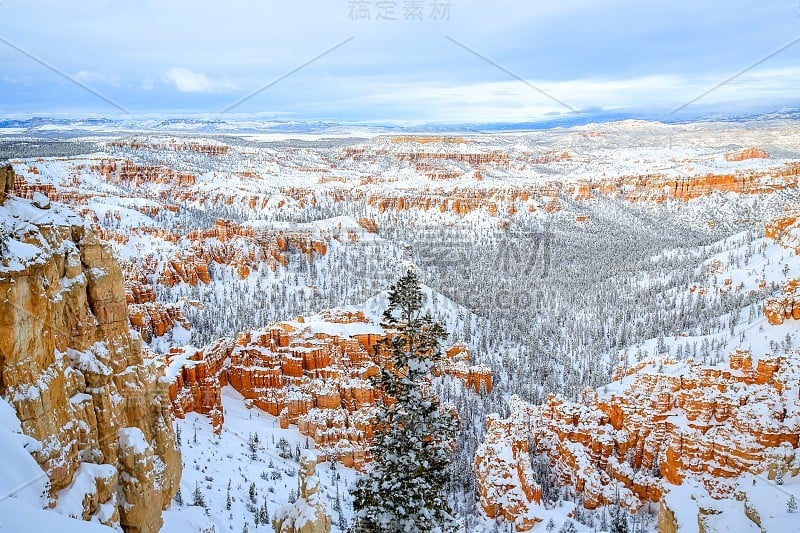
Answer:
[[0, 499, 114, 532], [0, 196, 85, 273], [0, 398, 115, 532], [54, 463, 118, 523], [162, 386, 359, 532], [117, 428, 150, 455]]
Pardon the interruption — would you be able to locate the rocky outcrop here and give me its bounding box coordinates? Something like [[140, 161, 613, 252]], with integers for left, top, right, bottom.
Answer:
[[765, 212, 800, 253], [437, 344, 493, 393], [272, 450, 331, 533], [275, 162, 799, 219], [606, 164, 800, 203], [90, 159, 197, 187], [475, 403, 542, 532], [128, 301, 190, 342], [165, 310, 490, 468], [0, 163, 14, 201], [273, 450, 332, 533], [103, 219, 329, 293], [764, 279, 800, 325], [0, 198, 181, 532], [475, 351, 800, 526], [724, 147, 769, 162]]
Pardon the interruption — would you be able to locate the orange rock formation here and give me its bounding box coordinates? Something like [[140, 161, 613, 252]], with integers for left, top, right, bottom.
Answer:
[[764, 279, 800, 325], [165, 311, 491, 469], [102, 219, 329, 294], [476, 352, 800, 529], [723, 147, 769, 162]]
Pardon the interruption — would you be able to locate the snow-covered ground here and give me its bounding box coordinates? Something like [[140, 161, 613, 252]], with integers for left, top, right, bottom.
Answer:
[[163, 387, 358, 533]]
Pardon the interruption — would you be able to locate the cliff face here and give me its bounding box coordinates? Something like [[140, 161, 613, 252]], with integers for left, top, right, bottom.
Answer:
[[764, 279, 800, 325], [165, 309, 491, 468], [724, 147, 769, 162], [0, 197, 181, 532], [765, 211, 800, 253], [100, 218, 330, 291], [475, 352, 800, 530]]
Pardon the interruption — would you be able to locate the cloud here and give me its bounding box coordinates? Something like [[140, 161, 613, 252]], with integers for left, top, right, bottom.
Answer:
[[73, 70, 121, 86], [164, 67, 237, 93], [332, 66, 800, 122]]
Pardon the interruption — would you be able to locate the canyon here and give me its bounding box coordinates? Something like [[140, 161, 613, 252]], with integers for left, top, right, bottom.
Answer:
[[1, 118, 799, 532]]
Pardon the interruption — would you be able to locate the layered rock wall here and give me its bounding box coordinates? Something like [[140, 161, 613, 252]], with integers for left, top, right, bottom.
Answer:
[[0, 200, 181, 532], [165, 310, 491, 469], [476, 352, 800, 528]]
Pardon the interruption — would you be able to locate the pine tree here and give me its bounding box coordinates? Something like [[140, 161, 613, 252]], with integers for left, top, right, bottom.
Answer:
[[259, 498, 269, 524], [558, 521, 578, 533], [788, 494, 798, 513], [609, 494, 628, 533], [277, 437, 291, 458], [0, 223, 9, 258], [173, 487, 183, 506], [351, 269, 459, 532], [776, 469, 784, 486], [248, 433, 258, 461], [249, 482, 257, 503], [191, 481, 205, 508]]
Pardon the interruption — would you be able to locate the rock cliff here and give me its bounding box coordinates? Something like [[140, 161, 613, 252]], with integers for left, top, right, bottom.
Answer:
[[273, 450, 332, 533], [165, 309, 491, 468], [0, 197, 181, 532], [475, 352, 800, 530], [764, 279, 800, 325]]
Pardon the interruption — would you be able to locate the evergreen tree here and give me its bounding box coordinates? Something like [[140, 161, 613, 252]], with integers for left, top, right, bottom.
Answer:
[[173, 487, 183, 506], [788, 494, 798, 513], [191, 481, 205, 508], [776, 469, 784, 486], [351, 269, 458, 532], [557, 521, 578, 533], [248, 433, 258, 461], [0, 223, 9, 258], [609, 495, 628, 533], [259, 498, 269, 524], [277, 437, 291, 458]]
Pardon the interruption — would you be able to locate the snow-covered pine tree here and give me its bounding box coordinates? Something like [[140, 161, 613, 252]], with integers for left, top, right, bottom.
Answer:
[[0, 223, 9, 257], [788, 494, 798, 513], [191, 481, 205, 507], [351, 268, 458, 532], [609, 493, 628, 533]]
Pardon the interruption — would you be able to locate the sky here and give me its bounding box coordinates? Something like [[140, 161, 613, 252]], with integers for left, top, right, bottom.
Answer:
[[1, 0, 799, 123]]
